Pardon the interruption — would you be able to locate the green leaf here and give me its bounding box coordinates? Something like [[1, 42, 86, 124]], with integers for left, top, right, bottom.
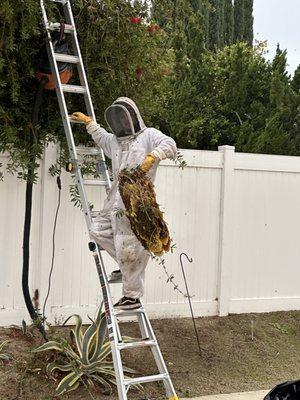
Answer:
[[0, 340, 10, 352], [123, 366, 138, 374], [94, 367, 117, 377], [98, 342, 112, 362], [63, 314, 83, 356], [90, 312, 107, 362], [0, 354, 10, 361], [84, 358, 113, 373], [32, 341, 64, 353], [103, 375, 117, 387], [63, 345, 81, 362], [55, 371, 83, 396], [46, 362, 73, 375], [81, 321, 98, 364]]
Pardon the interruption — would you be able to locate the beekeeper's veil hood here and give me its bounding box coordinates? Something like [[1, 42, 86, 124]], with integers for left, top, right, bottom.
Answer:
[[104, 97, 146, 137]]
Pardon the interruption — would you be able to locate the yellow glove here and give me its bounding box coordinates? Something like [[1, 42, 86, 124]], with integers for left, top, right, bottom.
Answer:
[[140, 154, 156, 173], [71, 112, 93, 125]]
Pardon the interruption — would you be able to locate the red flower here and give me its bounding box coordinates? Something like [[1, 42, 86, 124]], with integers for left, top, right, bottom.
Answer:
[[162, 66, 171, 76], [147, 24, 160, 33], [135, 67, 144, 78], [130, 16, 142, 24]]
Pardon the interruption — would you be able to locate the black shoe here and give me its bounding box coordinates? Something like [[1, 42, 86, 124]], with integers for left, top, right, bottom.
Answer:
[[109, 269, 122, 282], [114, 296, 141, 310]]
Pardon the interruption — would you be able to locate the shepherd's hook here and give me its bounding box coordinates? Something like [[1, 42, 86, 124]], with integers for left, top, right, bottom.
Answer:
[[180, 252, 202, 356]]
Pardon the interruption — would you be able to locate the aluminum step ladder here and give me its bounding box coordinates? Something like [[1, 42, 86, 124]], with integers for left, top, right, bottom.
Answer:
[[40, 1, 179, 399]]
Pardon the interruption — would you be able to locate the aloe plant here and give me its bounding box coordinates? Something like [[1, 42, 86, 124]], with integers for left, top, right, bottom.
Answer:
[[33, 304, 137, 396], [0, 340, 11, 362]]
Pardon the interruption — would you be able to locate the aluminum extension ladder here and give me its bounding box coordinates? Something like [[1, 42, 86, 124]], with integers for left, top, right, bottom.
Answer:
[[40, 1, 179, 399]]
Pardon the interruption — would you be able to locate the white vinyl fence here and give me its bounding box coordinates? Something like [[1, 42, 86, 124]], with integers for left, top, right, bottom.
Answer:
[[1, 144, 300, 326]]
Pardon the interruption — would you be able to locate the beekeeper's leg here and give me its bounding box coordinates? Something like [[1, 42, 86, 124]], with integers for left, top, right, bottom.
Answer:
[[112, 214, 150, 299], [117, 235, 149, 298], [89, 211, 117, 261]]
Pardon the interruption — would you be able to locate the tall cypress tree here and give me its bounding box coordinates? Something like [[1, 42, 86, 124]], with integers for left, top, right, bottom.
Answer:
[[243, 0, 253, 45], [219, 0, 225, 47], [233, 0, 244, 41], [189, 0, 202, 11], [224, 0, 234, 45], [272, 44, 289, 79], [292, 64, 300, 92], [208, 0, 221, 49], [202, 1, 210, 48], [255, 48, 300, 155], [152, 0, 253, 49]]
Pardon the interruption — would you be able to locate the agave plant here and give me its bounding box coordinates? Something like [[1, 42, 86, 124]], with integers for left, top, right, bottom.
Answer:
[[0, 340, 11, 362], [10, 319, 36, 338], [33, 304, 137, 396]]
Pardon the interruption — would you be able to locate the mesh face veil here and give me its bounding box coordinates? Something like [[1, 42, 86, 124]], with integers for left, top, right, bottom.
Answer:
[[104, 104, 135, 137], [114, 101, 141, 133]]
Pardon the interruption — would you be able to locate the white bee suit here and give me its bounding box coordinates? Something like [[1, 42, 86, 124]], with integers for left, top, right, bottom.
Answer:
[[87, 97, 177, 298]]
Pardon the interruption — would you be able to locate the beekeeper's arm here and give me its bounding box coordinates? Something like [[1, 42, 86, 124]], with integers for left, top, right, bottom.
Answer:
[[71, 112, 113, 158], [140, 128, 177, 173]]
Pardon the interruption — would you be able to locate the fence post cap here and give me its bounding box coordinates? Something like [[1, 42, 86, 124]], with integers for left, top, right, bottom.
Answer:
[[218, 145, 235, 151]]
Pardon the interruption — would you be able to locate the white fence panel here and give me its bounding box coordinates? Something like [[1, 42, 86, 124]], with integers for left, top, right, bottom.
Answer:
[[1, 145, 300, 326], [146, 150, 222, 317], [229, 152, 300, 313], [0, 154, 41, 324]]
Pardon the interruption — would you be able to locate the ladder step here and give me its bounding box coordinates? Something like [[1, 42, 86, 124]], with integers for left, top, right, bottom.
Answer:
[[124, 373, 169, 386], [108, 278, 122, 284], [47, 23, 74, 33], [55, 53, 80, 64], [61, 84, 87, 94], [118, 339, 156, 350], [50, 0, 68, 3], [83, 179, 107, 186], [114, 308, 145, 317], [75, 146, 100, 155]]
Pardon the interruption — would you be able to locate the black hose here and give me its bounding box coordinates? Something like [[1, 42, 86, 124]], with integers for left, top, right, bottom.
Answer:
[[22, 75, 49, 342]]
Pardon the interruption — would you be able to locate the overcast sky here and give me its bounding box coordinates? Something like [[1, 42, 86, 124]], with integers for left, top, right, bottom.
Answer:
[[253, 0, 300, 75]]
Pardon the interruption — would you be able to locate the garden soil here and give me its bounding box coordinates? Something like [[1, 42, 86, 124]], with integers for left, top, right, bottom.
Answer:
[[0, 310, 299, 400]]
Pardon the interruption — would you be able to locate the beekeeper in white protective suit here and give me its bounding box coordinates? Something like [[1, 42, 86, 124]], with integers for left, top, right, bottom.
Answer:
[[72, 97, 177, 310]]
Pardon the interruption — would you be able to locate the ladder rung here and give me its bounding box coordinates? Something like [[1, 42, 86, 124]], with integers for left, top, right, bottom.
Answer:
[[61, 84, 87, 94], [47, 23, 74, 33], [55, 53, 80, 64], [124, 373, 169, 386], [83, 179, 107, 186], [75, 146, 100, 155], [118, 339, 156, 350], [50, 0, 68, 3], [108, 278, 122, 284], [114, 308, 145, 317]]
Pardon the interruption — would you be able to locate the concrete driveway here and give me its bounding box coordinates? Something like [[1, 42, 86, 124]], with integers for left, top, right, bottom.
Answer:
[[182, 390, 270, 400]]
